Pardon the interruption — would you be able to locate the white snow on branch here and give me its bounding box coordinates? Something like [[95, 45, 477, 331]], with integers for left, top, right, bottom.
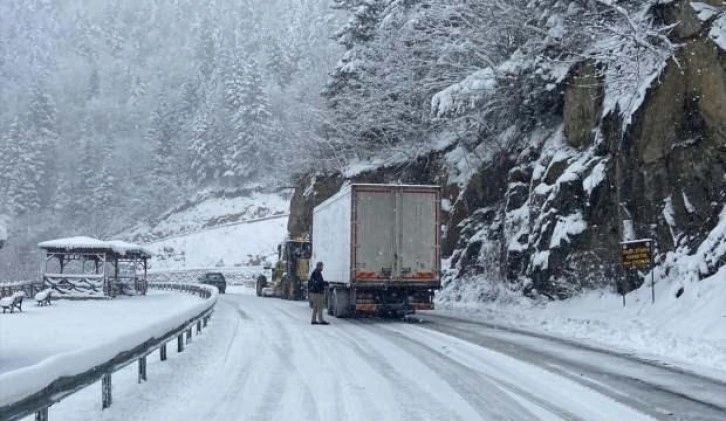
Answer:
[[431, 68, 497, 117]]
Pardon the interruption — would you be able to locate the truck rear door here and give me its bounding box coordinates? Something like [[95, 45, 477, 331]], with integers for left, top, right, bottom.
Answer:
[[354, 188, 395, 280], [397, 188, 439, 281]]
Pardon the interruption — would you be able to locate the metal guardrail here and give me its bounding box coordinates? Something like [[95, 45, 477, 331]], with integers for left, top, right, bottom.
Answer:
[[0, 282, 217, 421], [0, 281, 43, 299]]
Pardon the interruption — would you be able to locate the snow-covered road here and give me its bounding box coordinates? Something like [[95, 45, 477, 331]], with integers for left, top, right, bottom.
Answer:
[[44, 287, 726, 421]]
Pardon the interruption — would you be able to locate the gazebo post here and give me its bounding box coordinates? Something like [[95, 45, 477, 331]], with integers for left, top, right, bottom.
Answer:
[[102, 252, 108, 297], [113, 257, 119, 298], [143, 258, 148, 295]]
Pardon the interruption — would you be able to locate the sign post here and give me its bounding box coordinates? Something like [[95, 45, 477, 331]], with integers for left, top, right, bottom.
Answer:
[[620, 239, 655, 304]]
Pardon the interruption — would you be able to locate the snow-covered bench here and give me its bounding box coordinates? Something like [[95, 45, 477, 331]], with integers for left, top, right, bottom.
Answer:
[[0, 291, 25, 313], [35, 289, 52, 306]]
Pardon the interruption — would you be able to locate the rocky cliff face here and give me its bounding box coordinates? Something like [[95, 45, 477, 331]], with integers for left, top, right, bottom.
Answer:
[[288, 1, 726, 301]]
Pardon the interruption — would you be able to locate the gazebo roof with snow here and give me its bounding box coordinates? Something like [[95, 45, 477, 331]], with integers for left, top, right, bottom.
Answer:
[[38, 236, 152, 259], [38, 236, 152, 298]]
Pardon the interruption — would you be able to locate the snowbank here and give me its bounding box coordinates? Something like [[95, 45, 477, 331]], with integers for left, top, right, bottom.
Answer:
[[435, 267, 726, 378], [0, 287, 216, 407]]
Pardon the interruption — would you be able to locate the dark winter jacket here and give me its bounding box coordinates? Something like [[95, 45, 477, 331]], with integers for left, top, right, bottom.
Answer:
[[308, 269, 326, 294]]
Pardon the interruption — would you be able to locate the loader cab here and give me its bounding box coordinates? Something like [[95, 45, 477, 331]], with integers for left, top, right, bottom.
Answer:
[[256, 237, 312, 300], [280, 239, 312, 300]]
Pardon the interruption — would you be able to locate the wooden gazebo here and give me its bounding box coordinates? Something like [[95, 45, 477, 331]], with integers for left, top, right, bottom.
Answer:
[[38, 236, 152, 298]]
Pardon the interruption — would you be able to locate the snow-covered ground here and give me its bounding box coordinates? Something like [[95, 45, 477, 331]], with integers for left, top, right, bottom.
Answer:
[[32, 286, 726, 421], [0, 290, 212, 407], [436, 266, 726, 378]]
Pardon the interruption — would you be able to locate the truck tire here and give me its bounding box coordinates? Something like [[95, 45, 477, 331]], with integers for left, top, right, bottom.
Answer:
[[255, 275, 266, 297], [325, 289, 333, 314], [332, 288, 350, 318]]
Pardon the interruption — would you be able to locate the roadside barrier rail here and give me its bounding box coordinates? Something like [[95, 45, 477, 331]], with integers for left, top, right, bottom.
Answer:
[[0, 280, 44, 299], [0, 282, 217, 421]]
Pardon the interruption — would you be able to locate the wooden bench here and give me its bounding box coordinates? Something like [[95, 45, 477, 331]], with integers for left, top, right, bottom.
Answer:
[[0, 292, 25, 313], [35, 289, 52, 306]]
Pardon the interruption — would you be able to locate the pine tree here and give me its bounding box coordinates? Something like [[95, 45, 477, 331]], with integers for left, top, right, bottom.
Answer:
[[93, 139, 115, 226], [225, 58, 273, 181], [25, 84, 60, 206], [265, 37, 296, 89], [189, 106, 224, 183], [0, 117, 23, 214]]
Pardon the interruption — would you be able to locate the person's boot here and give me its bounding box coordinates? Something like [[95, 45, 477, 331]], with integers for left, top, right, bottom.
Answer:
[[318, 320, 329, 325], [311, 320, 319, 325]]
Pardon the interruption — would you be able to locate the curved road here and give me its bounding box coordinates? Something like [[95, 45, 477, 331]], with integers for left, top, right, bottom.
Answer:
[[71, 289, 726, 421]]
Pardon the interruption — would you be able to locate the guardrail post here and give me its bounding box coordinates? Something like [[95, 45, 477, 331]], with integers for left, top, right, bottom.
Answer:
[[197, 320, 202, 334], [35, 407, 49, 421], [203, 316, 208, 327], [186, 327, 192, 343], [160, 343, 167, 361], [138, 356, 147, 383], [177, 334, 184, 352], [101, 373, 112, 409]]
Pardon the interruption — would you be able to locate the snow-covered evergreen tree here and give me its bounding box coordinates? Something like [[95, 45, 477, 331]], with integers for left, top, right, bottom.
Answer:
[[225, 57, 273, 180], [25, 84, 59, 206]]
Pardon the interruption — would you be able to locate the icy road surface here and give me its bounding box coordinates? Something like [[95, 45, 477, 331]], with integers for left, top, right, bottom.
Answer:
[[45, 287, 726, 421]]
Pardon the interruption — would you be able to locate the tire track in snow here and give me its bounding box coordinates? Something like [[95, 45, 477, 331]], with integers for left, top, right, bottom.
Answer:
[[349, 320, 559, 421], [378, 322, 657, 421], [331, 324, 465, 421], [198, 300, 258, 420], [378, 326, 584, 421], [251, 299, 321, 421], [420, 316, 726, 420]]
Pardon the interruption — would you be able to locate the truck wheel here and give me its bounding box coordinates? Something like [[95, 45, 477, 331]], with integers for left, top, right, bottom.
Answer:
[[332, 289, 349, 318], [332, 289, 339, 317]]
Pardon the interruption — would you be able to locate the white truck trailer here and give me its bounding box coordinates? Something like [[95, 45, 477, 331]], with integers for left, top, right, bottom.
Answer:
[[312, 184, 441, 317]]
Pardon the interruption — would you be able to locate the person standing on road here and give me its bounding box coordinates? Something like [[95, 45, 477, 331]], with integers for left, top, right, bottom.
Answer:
[[308, 262, 329, 325]]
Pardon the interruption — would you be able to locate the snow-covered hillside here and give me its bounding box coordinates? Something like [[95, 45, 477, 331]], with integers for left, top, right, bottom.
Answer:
[[137, 192, 290, 271]]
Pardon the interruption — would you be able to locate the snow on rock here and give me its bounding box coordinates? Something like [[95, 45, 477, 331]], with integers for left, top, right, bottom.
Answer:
[[597, 17, 671, 129], [0, 288, 216, 407], [682, 191, 696, 214], [582, 160, 607, 197], [690, 2, 720, 21], [549, 212, 587, 249], [431, 67, 497, 117], [441, 198, 452, 212], [710, 13, 726, 50]]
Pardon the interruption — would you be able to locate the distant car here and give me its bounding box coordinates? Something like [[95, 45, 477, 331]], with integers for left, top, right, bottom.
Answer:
[[198, 272, 226, 294]]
